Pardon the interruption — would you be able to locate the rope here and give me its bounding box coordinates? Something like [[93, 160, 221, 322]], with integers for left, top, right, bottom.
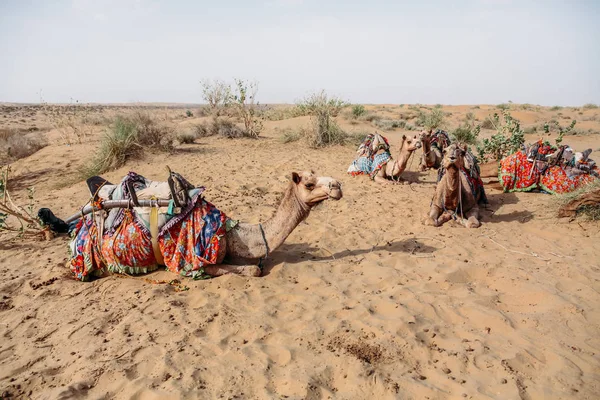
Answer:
[[258, 223, 269, 269]]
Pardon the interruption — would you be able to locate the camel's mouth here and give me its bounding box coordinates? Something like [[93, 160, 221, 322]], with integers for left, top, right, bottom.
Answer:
[[307, 186, 343, 207]]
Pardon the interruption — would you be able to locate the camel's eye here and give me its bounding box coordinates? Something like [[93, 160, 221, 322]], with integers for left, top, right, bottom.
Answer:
[[305, 183, 315, 190], [407, 140, 412, 144]]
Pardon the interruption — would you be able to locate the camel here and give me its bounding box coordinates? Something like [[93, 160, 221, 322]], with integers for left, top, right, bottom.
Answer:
[[478, 145, 598, 194], [41, 170, 342, 279], [419, 129, 451, 171], [347, 133, 422, 185], [424, 143, 486, 228]]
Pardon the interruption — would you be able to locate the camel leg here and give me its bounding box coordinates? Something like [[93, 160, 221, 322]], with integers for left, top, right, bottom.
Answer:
[[203, 264, 262, 277], [462, 206, 481, 228], [424, 205, 448, 226], [374, 175, 396, 185], [479, 161, 500, 179]]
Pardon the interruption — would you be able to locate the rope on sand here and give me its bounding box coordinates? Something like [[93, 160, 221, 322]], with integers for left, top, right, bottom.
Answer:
[[479, 231, 551, 261]]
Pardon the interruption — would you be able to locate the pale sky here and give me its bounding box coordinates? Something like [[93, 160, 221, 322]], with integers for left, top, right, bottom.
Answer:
[[1, 0, 599, 106]]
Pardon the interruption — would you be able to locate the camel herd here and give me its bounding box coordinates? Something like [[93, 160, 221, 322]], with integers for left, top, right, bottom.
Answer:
[[39, 129, 597, 280]]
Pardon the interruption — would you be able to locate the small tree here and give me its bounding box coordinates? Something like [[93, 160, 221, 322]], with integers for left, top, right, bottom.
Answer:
[[351, 104, 366, 119], [476, 111, 525, 162], [230, 79, 264, 138], [199, 79, 231, 116], [297, 90, 348, 147]]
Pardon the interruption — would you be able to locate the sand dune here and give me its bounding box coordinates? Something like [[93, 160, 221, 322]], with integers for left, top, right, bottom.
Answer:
[[1, 104, 599, 399]]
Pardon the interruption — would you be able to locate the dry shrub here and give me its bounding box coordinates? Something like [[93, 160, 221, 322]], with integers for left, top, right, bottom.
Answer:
[[193, 118, 245, 139], [176, 131, 198, 144], [80, 114, 173, 178], [0, 128, 48, 163], [556, 179, 600, 220]]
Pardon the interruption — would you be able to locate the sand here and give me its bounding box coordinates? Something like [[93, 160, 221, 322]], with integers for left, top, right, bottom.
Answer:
[[0, 104, 599, 399]]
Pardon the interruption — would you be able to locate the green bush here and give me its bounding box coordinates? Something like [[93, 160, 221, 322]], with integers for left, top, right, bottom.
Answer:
[[583, 103, 598, 109], [476, 111, 525, 162], [451, 122, 480, 145], [351, 104, 367, 119]]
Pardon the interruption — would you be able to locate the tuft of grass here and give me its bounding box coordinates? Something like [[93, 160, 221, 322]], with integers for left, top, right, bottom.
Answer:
[[497, 103, 510, 110], [550, 106, 562, 111], [480, 117, 494, 130], [79, 114, 174, 178], [79, 117, 142, 178], [280, 128, 302, 144], [471, 105, 480, 109], [583, 103, 598, 109], [556, 180, 600, 220], [176, 131, 197, 144], [373, 119, 406, 131]]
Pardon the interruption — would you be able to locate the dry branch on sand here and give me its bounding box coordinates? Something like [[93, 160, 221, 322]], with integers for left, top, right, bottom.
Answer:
[[0, 166, 50, 240]]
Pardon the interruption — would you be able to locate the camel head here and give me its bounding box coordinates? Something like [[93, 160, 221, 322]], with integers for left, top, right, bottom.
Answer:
[[291, 171, 343, 207], [401, 133, 422, 152], [443, 143, 467, 170]]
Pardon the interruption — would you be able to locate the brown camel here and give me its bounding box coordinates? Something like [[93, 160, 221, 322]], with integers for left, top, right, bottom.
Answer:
[[46, 171, 343, 280], [210, 171, 342, 276], [424, 143, 484, 228], [373, 134, 422, 185], [419, 129, 450, 171]]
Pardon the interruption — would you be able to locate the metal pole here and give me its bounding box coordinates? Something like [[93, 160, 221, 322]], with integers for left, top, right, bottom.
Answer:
[[64, 199, 172, 224]]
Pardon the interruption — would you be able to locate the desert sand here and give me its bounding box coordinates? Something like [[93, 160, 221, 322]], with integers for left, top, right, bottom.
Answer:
[[0, 104, 599, 399]]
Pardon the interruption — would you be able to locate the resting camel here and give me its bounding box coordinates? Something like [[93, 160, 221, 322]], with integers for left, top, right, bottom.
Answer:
[[424, 143, 486, 228], [419, 129, 451, 171], [478, 144, 598, 194], [40, 170, 343, 279], [347, 133, 422, 185]]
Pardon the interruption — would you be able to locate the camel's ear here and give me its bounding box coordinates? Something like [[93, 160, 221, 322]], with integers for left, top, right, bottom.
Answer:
[[402, 135, 406, 140], [292, 172, 301, 184]]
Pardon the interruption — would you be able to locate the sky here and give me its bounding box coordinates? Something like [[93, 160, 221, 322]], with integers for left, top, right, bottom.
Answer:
[[0, 0, 599, 106]]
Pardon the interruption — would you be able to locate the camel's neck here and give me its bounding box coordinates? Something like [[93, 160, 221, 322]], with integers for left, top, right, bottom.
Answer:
[[261, 185, 311, 253], [422, 137, 435, 165], [444, 167, 461, 209], [392, 144, 414, 176]]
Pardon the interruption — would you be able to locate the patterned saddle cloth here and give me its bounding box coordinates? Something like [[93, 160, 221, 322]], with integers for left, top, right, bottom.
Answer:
[[69, 171, 234, 281]]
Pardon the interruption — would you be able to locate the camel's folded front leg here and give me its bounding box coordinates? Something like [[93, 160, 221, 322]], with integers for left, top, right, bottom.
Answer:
[[461, 206, 481, 228], [423, 205, 450, 226], [203, 264, 262, 277], [374, 176, 397, 185]]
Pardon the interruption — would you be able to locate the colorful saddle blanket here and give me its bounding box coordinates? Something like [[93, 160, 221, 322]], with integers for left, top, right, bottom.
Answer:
[[499, 150, 598, 194], [348, 133, 392, 179], [69, 172, 230, 281]]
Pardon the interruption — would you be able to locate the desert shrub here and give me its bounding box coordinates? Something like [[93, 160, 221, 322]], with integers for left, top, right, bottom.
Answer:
[[199, 79, 231, 116], [0, 128, 48, 163], [471, 105, 480, 109], [80, 117, 141, 177], [451, 120, 480, 145], [360, 113, 382, 122], [261, 106, 306, 121], [373, 119, 406, 131], [351, 104, 367, 119], [434, 104, 442, 109], [497, 103, 510, 110], [296, 90, 348, 147], [480, 117, 494, 129], [280, 128, 302, 144], [214, 118, 245, 138], [583, 103, 598, 109], [185, 110, 193, 117], [543, 119, 576, 146], [131, 111, 174, 150], [230, 79, 264, 138], [476, 112, 525, 162], [405, 124, 415, 131], [176, 131, 197, 144], [80, 114, 174, 178], [550, 106, 562, 111], [416, 108, 445, 130]]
